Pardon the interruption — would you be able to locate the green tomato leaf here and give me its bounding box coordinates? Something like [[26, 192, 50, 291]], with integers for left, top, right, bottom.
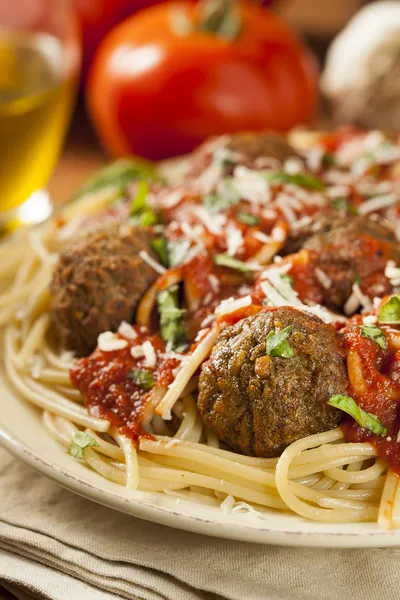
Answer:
[[379, 295, 400, 324], [157, 284, 188, 351], [127, 368, 155, 390], [328, 395, 387, 437], [68, 431, 99, 460], [360, 325, 387, 350], [266, 325, 294, 359]]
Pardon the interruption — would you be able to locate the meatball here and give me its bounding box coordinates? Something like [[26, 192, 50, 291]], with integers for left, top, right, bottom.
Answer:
[[187, 132, 301, 178], [51, 224, 158, 356], [198, 307, 347, 457], [304, 215, 400, 310]]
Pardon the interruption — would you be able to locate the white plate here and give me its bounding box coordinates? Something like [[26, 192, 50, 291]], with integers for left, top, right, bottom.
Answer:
[[1, 366, 400, 548]]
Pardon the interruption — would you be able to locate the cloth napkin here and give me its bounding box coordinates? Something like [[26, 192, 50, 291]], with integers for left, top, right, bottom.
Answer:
[[1, 447, 400, 600]]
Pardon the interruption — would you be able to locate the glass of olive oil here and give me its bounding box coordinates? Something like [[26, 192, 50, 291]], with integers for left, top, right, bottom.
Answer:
[[0, 0, 80, 233]]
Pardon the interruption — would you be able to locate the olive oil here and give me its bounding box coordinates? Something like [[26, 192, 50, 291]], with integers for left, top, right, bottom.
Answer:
[[0, 32, 76, 214]]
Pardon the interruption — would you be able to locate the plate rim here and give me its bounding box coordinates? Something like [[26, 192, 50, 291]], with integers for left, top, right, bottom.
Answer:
[[2, 422, 400, 548]]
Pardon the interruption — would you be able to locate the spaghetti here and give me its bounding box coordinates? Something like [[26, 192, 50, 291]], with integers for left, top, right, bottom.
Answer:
[[2, 128, 400, 527]]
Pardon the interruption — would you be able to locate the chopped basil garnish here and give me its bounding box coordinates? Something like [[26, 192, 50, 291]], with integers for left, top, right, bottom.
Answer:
[[150, 237, 191, 268], [322, 152, 336, 167], [214, 253, 251, 274], [68, 431, 99, 460], [73, 158, 159, 202], [151, 237, 169, 267], [328, 395, 387, 437], [128, 368, 155, 390], [379, 294, 400, 324], [265, 171, 326, 191], [331, 197, 358, 215], [130, 180, 149, 215], [266, 325, 294, 359], [353, 273, 361, 285], [157, 284, 188, 351], [168, 239, 191, 267], [132, 210, 157, 227], [203, 180, 239, 213], [360, 325, 387, 350], [237, 211, 260, 226], [130, 181, 158, 227]]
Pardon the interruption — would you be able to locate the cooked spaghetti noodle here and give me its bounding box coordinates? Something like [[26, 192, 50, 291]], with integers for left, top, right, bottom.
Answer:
[[2, 128, 400, 527]]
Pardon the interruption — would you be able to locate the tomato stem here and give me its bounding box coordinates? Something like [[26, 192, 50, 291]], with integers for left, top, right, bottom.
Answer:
[[197, 0, 242, 40]]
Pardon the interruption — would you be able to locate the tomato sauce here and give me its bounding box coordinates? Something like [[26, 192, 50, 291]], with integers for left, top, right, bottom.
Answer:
[[70, 329, 179, 441], [342, 318, 400, 474]]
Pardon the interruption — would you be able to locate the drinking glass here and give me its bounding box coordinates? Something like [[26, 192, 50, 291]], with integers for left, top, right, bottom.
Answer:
[[0, 0, 80, 235]]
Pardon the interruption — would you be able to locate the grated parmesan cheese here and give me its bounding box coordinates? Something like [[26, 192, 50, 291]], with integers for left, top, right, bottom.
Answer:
[[252, 230, 272, 244], [283, 157, 303, 174], [142, 340, 157, 368], [215, 295, 252, 317], [208, 274, 220, 293], [315, 267, 332, 290], [363, 314, 378, 325], [139, 250, 166, 275], [220, 495, 236, 512], [98, 331, 128, 352], [118, 321, 138, 339], [226, 224, 244, 256], [385, 260, 400, 287], [130, 345, 145, 359], [358, 194, 398, 215]]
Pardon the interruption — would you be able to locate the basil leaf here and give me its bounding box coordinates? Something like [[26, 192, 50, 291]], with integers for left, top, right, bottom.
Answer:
[[131, 210, 157, 227], [266, 325, 294, 359], [331, 197, 358, 215], [237, 211, 260, 226], [73, 158, 158, 202], [353, 273, 361, 285], [68, 431, 99, 460], [264, 171, 326, 191], [360, 325, 387, 350], [130, 181, 158, 227], [214, 253, 250, 274], [168, 239, 191, 267], [130, 181, 149, 216], [157, 284, 188, 351], [322, 152, 336, 167], [128, 368, 155, 390], [151, 237, 169, 267], [328, 395, 387, 437], [379, 295, 400, 324]]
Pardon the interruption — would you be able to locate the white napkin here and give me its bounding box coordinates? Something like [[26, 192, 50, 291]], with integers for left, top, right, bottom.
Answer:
[[1, 447, 400, 600]]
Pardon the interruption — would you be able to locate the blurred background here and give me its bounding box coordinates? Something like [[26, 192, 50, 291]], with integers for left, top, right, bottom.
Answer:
[[1, 0, 397, 218]]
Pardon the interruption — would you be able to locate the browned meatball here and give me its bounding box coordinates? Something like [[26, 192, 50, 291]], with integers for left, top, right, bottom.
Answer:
[[51, 224, 158, 356], [198, 307, 347, 457], [187, 132, 301, 178], [304, 215, 400, 310]]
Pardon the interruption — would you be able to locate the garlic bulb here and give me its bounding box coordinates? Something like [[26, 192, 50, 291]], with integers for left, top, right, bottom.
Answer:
[[321, 1, 400, 129]]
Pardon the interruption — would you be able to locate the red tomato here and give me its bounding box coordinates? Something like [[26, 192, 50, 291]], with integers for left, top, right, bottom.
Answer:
[[87, 1, 318, 160], [75, 0, 182, 79]]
